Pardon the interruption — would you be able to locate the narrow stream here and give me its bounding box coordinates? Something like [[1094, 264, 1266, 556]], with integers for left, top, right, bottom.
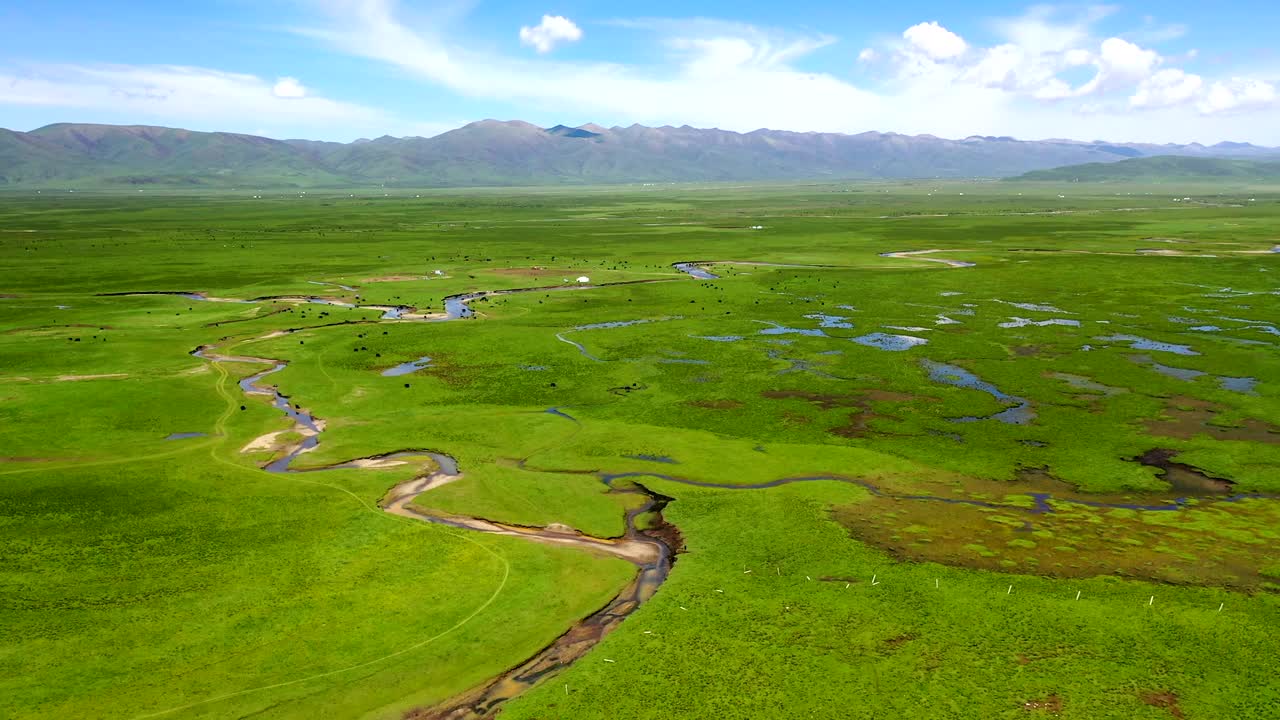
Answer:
[[170, 256, 1273, 718], [192, 295, 680, 718]]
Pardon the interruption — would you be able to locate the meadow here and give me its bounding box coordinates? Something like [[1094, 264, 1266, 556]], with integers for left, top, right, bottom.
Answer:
[[2, 180, 1279, 719]]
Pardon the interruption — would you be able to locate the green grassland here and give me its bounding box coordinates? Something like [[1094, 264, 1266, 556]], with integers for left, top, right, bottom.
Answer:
[[2, 180, 1280, 719]]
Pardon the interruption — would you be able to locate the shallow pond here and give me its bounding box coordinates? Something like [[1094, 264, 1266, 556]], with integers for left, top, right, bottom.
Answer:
[[999, 317, 1081, 328], [381, 356, 432, 377], [625, 454, 679, 464], [803, 313, 854, 329], [755, 320, 827, 337], [993, 299, 1070, 313], [673, 262, 718, 280], [921, 360, 1035, 424], [1099, 334, 1199, 356], [852, 333, 928, 351]]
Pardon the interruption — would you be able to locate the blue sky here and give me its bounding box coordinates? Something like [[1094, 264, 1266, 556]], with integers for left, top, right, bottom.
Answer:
[[2, 1, 1278, 143]]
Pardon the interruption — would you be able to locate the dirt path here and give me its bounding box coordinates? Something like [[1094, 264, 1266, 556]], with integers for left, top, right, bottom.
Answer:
[[879, 249, 976, 268], [382, 475, 663, 565]]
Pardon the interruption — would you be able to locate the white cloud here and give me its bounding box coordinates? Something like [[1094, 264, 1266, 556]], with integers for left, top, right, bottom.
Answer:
[[880, 12, 1179, 105], [1130, 68, 1203, 109], [1063, 48, 1093, 66], [272, 76, 308, 98], [989, 5, 1112, 54], [1032, 78, 1075, 101], [300, 2, 880, 133], [902, 21, 967, 61], [519, 15, 582, 54], [1198, 78, 1278, 114], [287, 1, 1280, 144], [1076, 37, 1159, 96], [0, 64, 386, 136], [858, 48, 878, 63]]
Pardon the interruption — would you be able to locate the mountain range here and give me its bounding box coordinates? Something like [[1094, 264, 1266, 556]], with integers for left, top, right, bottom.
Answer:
[[2, 120, 1277, 188]]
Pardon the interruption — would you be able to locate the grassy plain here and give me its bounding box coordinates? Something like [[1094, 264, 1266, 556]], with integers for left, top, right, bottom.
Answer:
[[2, 180, 1279, 719]]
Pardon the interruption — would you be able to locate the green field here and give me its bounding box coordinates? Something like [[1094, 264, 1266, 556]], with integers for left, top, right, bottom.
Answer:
[[3, 181, 1279, 719]]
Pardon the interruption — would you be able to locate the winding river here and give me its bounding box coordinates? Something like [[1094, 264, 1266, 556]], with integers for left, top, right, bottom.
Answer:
[[161, 254, 1274, 716]]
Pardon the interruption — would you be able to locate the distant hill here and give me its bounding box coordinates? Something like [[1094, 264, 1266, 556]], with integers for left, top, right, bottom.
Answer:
[[2, 121, 1277, 188], [1013, 155, 1280, 182]]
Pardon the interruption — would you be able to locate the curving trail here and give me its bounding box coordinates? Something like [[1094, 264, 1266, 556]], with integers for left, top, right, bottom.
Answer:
[[877, 249, 976, 268]]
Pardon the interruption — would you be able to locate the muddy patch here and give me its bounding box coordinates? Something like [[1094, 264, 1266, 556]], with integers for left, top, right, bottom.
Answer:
[[764, 389, 924, 439], [1140, 691, 1185, 719], [1023, 695, 1063, 714], [1048, 372, 1128, 396], [1136, 448, 1234, 495], [762, 390, 865, 411], [686, 399, 744, 410], [883, 633, 916, 650], [1145, 397, 1280, 445], [363, 275, 426, 283], [833, 464, 1280, 589], [489, 267, 563, 278], [782, 411, 813, 427]]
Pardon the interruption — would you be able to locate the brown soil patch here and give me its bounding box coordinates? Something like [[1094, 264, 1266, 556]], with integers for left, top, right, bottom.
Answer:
[[643, 512, 686, 556], [1137, 448, 1234, 494], [362, 275, 424, 282], [686, 399, 743, 410], [1023, 695, 1063, 713], [489, 267, 555, 278], [782, 411, 812, 426], [818, 575, 861, 584], [763, 390, 863, 410], [1146, 397, 1280, 444], [884, 633, 916, 649], [55, 373, 128, 382], [1141, 691, 1185, 719], [764, 389, 925, 438], [831, 466, 1280, 590]]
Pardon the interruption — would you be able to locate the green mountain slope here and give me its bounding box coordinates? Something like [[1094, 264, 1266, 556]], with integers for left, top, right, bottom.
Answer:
[[1013, 155, 1280, 182], [2, 121, 1277, 188]]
